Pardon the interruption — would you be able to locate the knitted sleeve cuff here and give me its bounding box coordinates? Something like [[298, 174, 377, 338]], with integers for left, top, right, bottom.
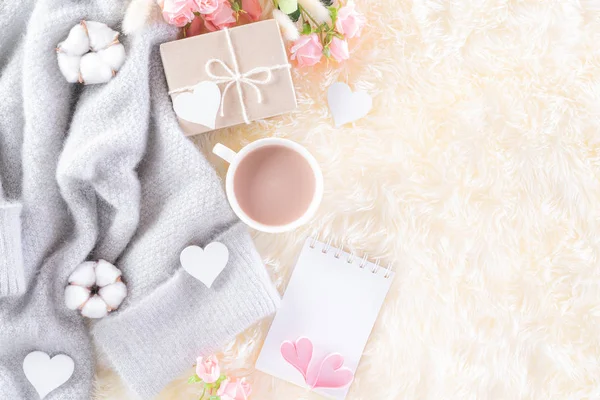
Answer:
[[91, 223, 280, 399], [0, 202, 25, 297]]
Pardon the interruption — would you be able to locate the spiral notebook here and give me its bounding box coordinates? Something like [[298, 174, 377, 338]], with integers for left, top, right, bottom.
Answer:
[[256, 237, 394, 399]]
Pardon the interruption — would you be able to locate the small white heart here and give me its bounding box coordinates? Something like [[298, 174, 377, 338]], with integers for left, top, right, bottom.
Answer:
[[173, 81, 221, 129], [327, 82, 373, 127], [23, 351, 74, 399], [180, 242, 229, 288]]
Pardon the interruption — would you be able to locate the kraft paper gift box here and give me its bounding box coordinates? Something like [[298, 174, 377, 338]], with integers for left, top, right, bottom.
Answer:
[[160, 20, 297, 136]]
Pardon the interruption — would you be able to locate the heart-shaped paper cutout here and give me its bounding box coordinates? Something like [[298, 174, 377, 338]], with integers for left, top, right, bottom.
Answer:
[[281, 337, 313, 379], [306, 353, 354, 389], [327, 82, 372, 127], [172, 81, 221, 129], [180, 242, 229, 288], [23, 351, 75, 399]]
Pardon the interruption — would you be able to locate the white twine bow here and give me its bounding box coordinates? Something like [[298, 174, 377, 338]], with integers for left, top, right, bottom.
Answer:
[[170, 28, 291, 125]]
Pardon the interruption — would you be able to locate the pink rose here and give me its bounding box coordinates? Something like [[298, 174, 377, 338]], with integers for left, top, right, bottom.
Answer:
[[329, 37, 349, 62], [290, 34, 323, 67], [162, 0, 196, 27], [335, 3, 366, 38], [241, 0, 262, 21], [204, 0, 237, 31], [194, 0, 220, 14], [217, 378, 252, 400], [195, 355, 220, 383], [186, 16, 204, 37]]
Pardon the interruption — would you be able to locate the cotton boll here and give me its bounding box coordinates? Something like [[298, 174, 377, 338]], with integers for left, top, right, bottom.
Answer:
[[57, 53, 81, 83], [95, 259, 122, 287], [67, 261, 96, 287], [64, 285, 90, 310], [57, 21, 125, 85], [85, 21, 119, 51], [81, 295, 109, 319], [97, 43, 126, 72], [99, 281, 128, 309], [57, 23, 89, 56], [273, 10, 300, 41], [298, 0, 331, 24], [80, 53, 113, 85]]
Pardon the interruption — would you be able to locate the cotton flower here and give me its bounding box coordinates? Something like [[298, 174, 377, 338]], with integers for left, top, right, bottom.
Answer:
[[204, 0, 237, 31], [56, 21, 126, 85], [335, 2, 366, 38], [217, 378, 252, 400], [291, 34, 323, 67], [329, 37, 349, 62], [162, 0, 196, 27], [273, 9, 300, 41], [298, 0, 331, 24], [64, 260, 127, 319], [195, 355, 220, 383], [194, 0, 220, 14]]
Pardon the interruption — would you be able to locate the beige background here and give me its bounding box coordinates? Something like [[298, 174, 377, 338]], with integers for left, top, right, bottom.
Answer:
[[96, 0, 600, 399]]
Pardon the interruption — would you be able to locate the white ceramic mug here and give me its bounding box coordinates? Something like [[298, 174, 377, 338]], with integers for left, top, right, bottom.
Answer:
[[213, 138, 323, 233]]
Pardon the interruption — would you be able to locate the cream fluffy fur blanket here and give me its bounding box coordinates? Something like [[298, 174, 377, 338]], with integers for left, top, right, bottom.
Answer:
[[95, 0, 600, 399]]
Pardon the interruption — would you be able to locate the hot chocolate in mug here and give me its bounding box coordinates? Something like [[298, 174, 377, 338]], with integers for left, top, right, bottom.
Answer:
[[213, 138, 323, 233]]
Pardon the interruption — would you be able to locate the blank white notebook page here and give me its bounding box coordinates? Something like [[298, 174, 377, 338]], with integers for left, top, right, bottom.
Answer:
[[256, 238, 394, 399]]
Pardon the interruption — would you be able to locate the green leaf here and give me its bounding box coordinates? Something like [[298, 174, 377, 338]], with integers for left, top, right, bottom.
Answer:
[[278, 0, 298, 14], [215, 375, 227, 386], [208, 396, 221, 400], [328, 6, 338, 24], [232, 1, 241, 12], [301, 22, 312, 35], [288, 8, 301, 22], [323, 46, 331, 58], [188, 375, 202, 384]]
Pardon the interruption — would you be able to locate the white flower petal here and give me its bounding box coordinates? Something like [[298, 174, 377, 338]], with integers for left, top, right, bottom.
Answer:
[[64, 285, 90, 310], [80, 53, 113, 85], [95, 259, 122, 287], [97, 43, 126, 72], [99, 281, 127, 309], [85, 21, 119, 52], [58, 23, 90, 56], [68, 261, 96, 287], [81, 295, 109, 319]]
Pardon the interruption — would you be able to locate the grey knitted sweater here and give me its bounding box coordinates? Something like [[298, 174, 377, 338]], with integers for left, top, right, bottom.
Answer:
[[0, 1, 279, 399]]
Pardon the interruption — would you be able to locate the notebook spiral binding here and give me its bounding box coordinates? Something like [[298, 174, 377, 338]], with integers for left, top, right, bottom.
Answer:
[[308, 233, 394, 279]]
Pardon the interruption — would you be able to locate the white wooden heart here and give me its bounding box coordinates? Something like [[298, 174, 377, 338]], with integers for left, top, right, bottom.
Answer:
[[327, 82, 373, 127], [172, 81, 221, 129], [23, 351, 74, 399], [180, 242, 229, 288]]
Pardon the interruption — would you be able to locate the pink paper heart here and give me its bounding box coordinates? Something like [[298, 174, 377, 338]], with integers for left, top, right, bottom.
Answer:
[[280, 337, 313, 379], [306, 353, 354, 389]]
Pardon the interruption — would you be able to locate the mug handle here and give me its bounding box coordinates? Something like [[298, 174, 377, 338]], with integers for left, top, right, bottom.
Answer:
[[213, 143, 237, 164]]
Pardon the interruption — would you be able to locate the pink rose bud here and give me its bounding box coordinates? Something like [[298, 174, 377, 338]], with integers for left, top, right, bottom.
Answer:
[[290, 34, 323, 67], [203, 0, 237, 31], [329, 37, 349, 62], [242, 0, 262, 22], [217, 378, 252, 400], [195, 355, 220, 383], [162, 0, 196, 27], [335, 3, 366, 39], [186, 16, 204, 37], [194, 0, 220, 14]]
